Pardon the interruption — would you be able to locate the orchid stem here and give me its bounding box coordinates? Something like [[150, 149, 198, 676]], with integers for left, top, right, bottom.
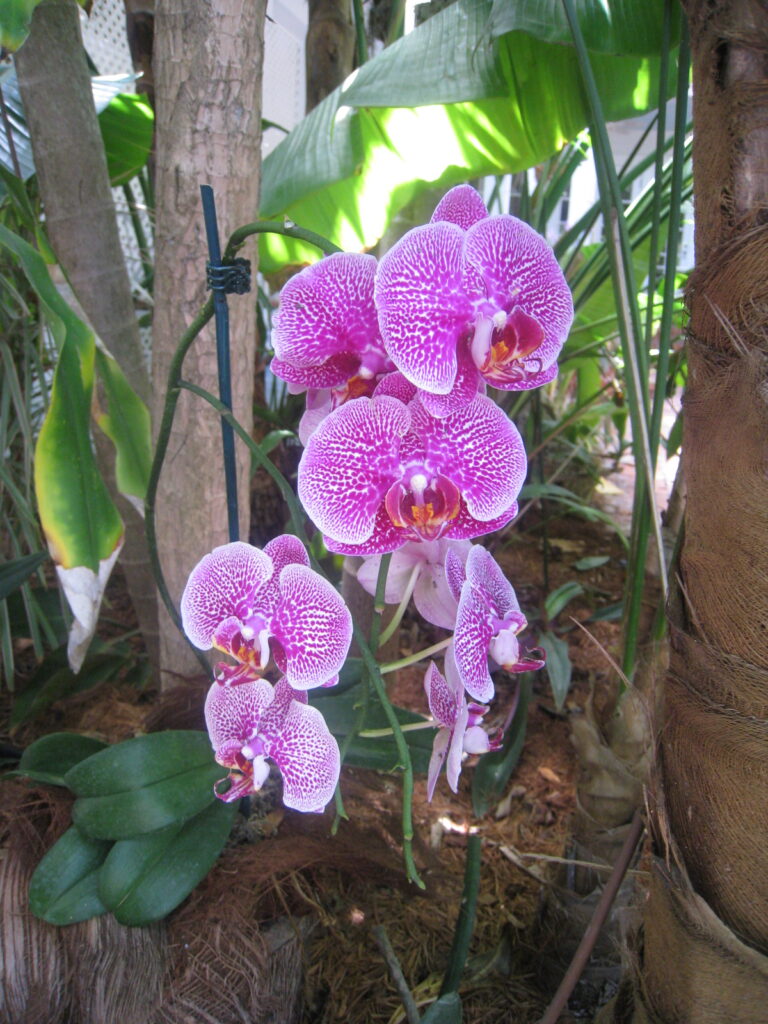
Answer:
[[380, 637, 452, 674], [378, 563, 420, 648], [359, 720, 434, 738]]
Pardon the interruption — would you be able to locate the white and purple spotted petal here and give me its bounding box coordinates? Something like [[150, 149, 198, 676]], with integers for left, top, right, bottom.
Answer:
[[453, 585, 496, 703], [465, 544, 522, 621], [270, 563, 352, 689], [181, 542, 274, 650], [411, 395, 527, 523], [270, 352, 360, 390], [272, 252, 381, 370], [204, 676, 275, 760], [431, 184, 489, 229], [298, 396, 410, 546], [260, 679, 340, 812], [376, 222, 474, 395], [464, 216, 573, 374]]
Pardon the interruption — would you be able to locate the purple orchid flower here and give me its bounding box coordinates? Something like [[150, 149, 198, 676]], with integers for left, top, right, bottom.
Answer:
[[424, 644, 501, 800], [375, 184, 574, 417], [271, 252, 395, 441], [447, 544, 545, 704], [205, 676, 340, 813], [297, 377, 527, 556], [356, 538, 471, 630], [181, 535, 352, 690]]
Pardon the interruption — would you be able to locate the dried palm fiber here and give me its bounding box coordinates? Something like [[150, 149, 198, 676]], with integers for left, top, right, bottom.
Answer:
[[0, 785, 69, 1024]]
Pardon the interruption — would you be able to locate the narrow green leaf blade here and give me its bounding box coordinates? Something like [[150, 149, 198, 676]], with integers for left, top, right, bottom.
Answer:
[[545, 581, 585, 620], [99, 799, 237, 925], [422, 992, 463, 1023], [0, 551, 47, 600], [538, 630, 573, 710], [28, 826, 111, 925]]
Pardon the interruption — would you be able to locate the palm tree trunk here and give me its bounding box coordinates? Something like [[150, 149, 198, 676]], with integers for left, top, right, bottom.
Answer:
[[615, 2, 768, 1017]]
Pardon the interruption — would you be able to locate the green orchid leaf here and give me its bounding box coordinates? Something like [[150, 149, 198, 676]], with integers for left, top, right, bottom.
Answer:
[[64, 730, 215, 797], [71, 761, 222, 841], [93, 349, 151, 506], [489, 0, 679, 55], [28, 825, 111, 925], [258, 0, 676, 270], [472, 677, 531, 817], [99, 799, 237, 926], [538, 630, 573, 710], [0, 551, 47, 600], [11, 732, 108, 787]]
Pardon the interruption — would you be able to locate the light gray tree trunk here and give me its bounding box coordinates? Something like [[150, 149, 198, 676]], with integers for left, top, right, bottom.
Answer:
[[152, 0, 267, 686]]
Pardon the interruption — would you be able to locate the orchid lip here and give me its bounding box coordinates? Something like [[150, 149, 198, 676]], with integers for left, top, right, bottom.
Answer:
[[384, 469, 461, 542]]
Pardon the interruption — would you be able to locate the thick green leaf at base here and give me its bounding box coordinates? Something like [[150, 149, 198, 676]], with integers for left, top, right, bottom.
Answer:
[[99, 799, 237, 926], [12, 731, 108, 786], [29, 826, 110, 925], [71, 761, 222, 840], [422, 992, 463, 1023], [64, 730, 214, 796]]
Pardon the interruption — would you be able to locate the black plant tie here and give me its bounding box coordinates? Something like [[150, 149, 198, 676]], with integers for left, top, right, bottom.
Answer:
[[206, 257, 252, 295]]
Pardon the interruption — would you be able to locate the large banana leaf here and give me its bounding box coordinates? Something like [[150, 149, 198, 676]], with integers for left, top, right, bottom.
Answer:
[[258, 0, 677, 270]]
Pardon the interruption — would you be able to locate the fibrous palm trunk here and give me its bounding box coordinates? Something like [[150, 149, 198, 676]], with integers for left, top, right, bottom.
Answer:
[[151, 0, 267, 686], [610, 1, 768, 1018]]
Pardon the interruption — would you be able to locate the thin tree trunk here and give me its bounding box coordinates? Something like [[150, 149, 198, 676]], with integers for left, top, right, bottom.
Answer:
[[611, 2, 768, 1018], [15, 0, 160, 674], [305, 0, 355, 111], [152, 0, 266, 687]]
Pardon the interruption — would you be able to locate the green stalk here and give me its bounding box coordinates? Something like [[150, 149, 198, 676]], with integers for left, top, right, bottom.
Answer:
[[378, 563, 420, 648], [380, 637, 452, 674], [562, 0, 669, 679]]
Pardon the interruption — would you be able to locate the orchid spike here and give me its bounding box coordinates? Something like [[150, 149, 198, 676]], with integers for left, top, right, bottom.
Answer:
[[356, 538, 471, 630], [375, 185, 574, 416], [297, 383, 527, 556], [205, 676, 340, 813], [270, 252, 395, 442], [424, 645, 501, 800], [181, 536, 352, 689], [450, 544, 545, 703]]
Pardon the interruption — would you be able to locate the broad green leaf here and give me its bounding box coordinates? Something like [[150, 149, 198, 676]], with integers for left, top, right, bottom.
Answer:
[[0, 0, 41, 50], [72, 762, 221, 840], [65, 730, 215, 797], [11, 731, 108, 786], [258, 0, 676, 270], [545, 581, 585, 621], [93, 348, 151, 507], [28, 825, 110, 925], [0, 551, 46, 600], [422, 992, 463, 1023], [99, 799, 237, 926], [472, 677, 531, 816], [538, 630, 573, 710], [97, 93, 153, 186], [489, 0, 678, 55]]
